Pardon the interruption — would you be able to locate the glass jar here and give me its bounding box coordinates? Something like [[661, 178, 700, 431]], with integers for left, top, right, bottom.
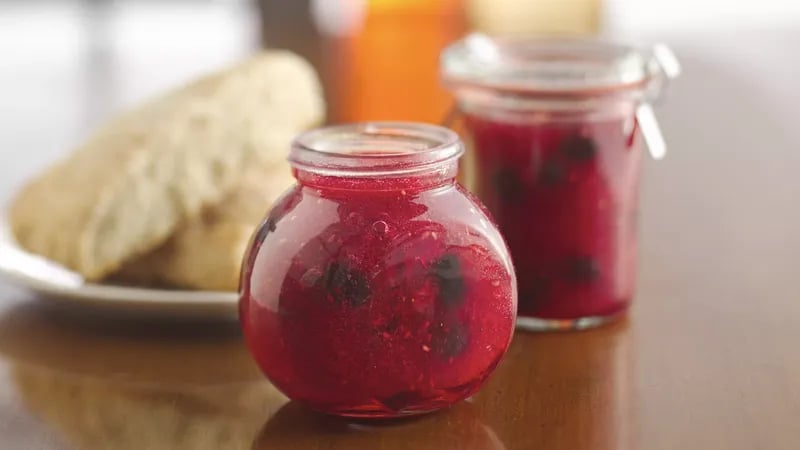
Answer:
[[239, 122, 517, 417], [441, 35, 679, 331]]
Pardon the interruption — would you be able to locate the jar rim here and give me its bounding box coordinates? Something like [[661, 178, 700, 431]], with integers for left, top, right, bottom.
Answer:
[[441, 34, 679, 99], [289, 122, 464, 177]]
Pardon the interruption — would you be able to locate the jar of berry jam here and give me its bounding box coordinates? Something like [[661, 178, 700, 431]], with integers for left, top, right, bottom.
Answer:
[[441, 35, 680, 330], [239, 122, 517, 417]]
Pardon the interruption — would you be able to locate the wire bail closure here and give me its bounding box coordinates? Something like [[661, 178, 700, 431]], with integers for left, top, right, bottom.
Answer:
[[639, 44, 680, 160], [441, 36, 681, 160]]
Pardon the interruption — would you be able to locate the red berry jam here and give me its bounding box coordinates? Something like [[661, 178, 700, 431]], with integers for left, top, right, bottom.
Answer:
[[239, 123, 516, 417], [463, 113, 641, 323], [442, 35, 678, 329]]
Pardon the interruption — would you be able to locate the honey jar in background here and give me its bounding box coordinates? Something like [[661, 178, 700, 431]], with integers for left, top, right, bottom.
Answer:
[[259, 0, 466, 124], [258, 0, 601, 125], [467, 0, 602, 36]]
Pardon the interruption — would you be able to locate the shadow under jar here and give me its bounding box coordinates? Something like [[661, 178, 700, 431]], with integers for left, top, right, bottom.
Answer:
[[239, 123, 517, 417], [441, 35, 679, 331]]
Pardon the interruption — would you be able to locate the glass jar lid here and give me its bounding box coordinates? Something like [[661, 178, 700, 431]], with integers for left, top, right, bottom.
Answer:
[[441, 34, 680, 159], [441, 33, 680, 98]]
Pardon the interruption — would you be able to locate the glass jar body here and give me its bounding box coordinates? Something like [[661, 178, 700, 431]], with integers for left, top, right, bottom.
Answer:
[[458, 100, 642, 330], [240, 173, 516, 417]]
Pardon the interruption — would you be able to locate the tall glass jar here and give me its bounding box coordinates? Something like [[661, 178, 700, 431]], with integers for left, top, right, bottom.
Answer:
[[240, 122, 517, 417], [441, 35, 679, 331]]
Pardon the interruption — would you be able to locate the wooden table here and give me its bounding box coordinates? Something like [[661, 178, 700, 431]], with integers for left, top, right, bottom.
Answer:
[[1, 6, 799, 448]]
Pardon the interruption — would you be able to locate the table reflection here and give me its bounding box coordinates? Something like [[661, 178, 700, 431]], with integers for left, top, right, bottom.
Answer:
[[0, 302, 283, 450], [0, 297, 634, 450], [254, 400, 506, 450], [480, 319, 636, 450]]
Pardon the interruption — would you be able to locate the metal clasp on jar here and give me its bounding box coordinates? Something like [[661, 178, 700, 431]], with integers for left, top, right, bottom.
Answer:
[[638, 44, 681, 160]]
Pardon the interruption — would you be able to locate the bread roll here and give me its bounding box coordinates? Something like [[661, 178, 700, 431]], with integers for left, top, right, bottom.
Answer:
[[116, 164, 296, 291], [9, 51, 323, 280]]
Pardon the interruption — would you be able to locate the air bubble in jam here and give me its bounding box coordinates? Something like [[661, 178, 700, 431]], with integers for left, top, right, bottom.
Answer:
[[240, 169, 516, 417], [372, 220, 389, 235]]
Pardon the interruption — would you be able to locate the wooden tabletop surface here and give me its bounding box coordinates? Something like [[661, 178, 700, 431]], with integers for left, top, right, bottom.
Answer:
[[1, 4, 800, 448]]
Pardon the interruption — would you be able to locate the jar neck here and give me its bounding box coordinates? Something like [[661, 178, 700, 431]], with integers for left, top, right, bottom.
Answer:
[[456, 92, 639, 123], [294, 163, 459, 193], [442, 35, 679, 121], [441, 35, 678, 111], [289, 122, 463, 193]]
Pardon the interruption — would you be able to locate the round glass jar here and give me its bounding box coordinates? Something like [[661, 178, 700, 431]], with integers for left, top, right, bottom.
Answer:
[[441, 35, 679, 331], [239, 122, 517, 417]]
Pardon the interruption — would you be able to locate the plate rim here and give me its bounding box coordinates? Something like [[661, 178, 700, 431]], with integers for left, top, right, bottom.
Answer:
[[0, 215, 239, 313]]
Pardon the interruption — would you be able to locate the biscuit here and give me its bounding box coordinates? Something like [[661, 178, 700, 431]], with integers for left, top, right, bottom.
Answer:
[[9, 51, 323, 280], [117, 163, 296, 291]]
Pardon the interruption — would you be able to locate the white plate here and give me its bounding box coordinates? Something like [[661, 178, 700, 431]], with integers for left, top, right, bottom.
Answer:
[[0, 218, 239, 320]]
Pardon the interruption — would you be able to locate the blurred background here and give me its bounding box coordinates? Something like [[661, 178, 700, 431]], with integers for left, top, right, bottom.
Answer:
[[0, 3, 799, 449], [1, 0, 799, 202]]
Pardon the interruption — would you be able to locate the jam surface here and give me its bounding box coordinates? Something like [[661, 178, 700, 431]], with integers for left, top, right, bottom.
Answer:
[[240, 175, 516, 417], [464, 112, 641, 320]]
